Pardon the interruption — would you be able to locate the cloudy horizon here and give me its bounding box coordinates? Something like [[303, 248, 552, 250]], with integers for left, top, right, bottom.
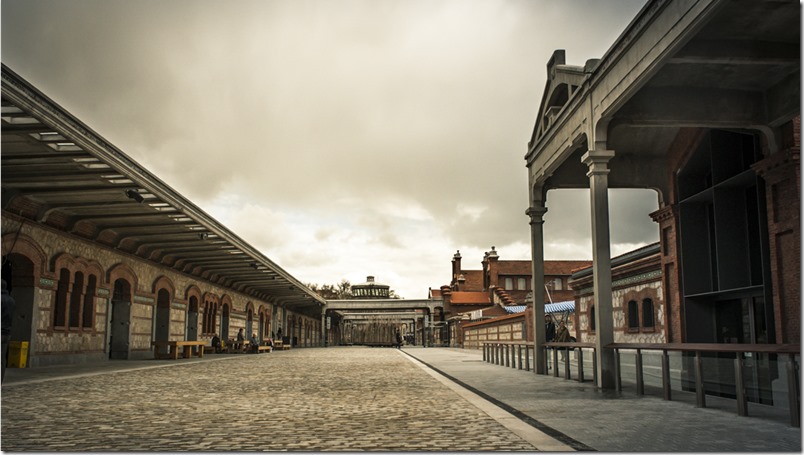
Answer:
[[2, 0, 657, 298]]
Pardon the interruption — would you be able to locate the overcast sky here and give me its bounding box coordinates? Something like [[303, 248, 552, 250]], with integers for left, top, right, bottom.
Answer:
[[2, 0, 657, 299]]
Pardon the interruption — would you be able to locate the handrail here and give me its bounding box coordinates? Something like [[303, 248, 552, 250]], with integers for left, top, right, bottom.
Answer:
[[479, 340, 800, 427], [606, 342, 800, 354], [605, 342, 800, 427]]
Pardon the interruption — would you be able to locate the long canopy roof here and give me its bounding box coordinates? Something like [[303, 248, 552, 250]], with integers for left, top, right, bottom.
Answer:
[[1, 65, 326, 315]]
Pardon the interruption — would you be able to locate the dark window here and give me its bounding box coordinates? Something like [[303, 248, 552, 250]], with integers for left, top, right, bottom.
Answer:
[[54, 268, 70, 328], [82, 274, 97, 329], [642, 298, 655, 329], [69, 271, 84, 328], [589, 305, 596, 332], [628, 300, 639, 330]]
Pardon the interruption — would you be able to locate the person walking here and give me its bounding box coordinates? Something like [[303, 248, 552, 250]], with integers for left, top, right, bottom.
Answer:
[[554, 321, 571, 361], [395, 330, 402, 349], [545, 314, 556, 342], [544, 314, 556, 370]]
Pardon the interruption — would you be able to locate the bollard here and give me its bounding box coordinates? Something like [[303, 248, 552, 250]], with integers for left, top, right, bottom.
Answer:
[[517, 345, 522, 370], [614, 348, 622, 391]]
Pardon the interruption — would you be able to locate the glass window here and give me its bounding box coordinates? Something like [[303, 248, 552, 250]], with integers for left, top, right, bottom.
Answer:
[[504, 278, 513, 289], [517, 278, 527, 290]]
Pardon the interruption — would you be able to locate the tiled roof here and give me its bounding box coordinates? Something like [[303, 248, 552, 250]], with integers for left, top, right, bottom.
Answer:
[[497, 260, 532, 275], [449, 291, 490, 305], [545, 260, 592, 276]]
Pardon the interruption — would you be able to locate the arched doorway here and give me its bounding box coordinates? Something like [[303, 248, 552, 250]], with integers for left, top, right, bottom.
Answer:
[[186, 296, 198, 341], [1, 254, 35, 348], [109, 278, 132, 360], [221, 304, 230, 341], [154, 289, 170, 355], [246, 309, 253, 339]]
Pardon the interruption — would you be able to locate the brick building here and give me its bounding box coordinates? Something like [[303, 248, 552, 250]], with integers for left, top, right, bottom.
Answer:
[[1, 66, 326, 367], [434, 247, 589, 347]]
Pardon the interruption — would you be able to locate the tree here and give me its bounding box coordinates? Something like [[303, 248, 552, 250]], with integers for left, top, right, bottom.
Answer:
[[307, 280, 353, 300]]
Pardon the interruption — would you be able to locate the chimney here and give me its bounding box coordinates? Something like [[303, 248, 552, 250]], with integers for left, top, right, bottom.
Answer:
[[487, 246, 500, 288], [452, 250, 462, 289]]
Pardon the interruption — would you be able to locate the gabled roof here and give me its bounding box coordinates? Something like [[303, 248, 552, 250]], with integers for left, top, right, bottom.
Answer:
[[529, 50, 589, 147]]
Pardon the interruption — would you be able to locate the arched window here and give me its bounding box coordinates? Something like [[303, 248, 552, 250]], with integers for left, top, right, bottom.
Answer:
[[69, 271, 84, 328], [627, 300, 639, 331], [642, 298, 655, 329], [589, 305, 596, 332], [54, 268, 70, 328], [82, 274, 97, 329]]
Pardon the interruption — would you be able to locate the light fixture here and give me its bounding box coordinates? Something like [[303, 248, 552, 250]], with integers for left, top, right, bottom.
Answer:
[[199, 232, 209, 240], [125, 189, 145, 203]]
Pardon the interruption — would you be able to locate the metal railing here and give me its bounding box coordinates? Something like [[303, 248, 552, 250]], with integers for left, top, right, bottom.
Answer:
[[480, 341, 801, 427], [608, 343, 800, 427]]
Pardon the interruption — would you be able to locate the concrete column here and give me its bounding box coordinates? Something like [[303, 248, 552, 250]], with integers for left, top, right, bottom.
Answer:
[[581, 149, 616, 389], [527, 205, 548, 374]]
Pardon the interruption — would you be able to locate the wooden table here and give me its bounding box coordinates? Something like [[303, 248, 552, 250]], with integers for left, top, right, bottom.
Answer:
[[151, 340, 207, 359]]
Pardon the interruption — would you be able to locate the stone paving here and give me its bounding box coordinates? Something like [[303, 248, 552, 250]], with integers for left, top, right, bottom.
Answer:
[[1, 347, 539, 452], [407, 347, 802, 453]]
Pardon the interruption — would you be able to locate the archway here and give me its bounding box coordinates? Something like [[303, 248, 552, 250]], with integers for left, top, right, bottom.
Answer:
[[246, 308, 253, 339], [154, 289, 171, 355], [221, 304, 230, 341], [1, 254, 35, 347], [186, 296, 198, 341], [109, 278, 132, 360]]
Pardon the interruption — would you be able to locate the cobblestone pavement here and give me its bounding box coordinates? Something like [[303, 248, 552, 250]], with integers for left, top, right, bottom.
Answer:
[[1, 347, 541, 452]]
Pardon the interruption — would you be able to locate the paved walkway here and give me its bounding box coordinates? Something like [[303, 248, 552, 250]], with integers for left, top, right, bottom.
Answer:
[[1, 346, 800, 452]]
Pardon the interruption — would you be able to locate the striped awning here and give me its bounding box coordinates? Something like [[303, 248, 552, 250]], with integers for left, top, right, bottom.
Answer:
[[545, 301, 575, 314], [503, 305, 527, 314], [503, 301, 575, 314]]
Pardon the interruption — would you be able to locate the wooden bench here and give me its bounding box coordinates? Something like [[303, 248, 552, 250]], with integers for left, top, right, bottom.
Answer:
[[256, 345, 272, 353], [151, 340, 206, 360], [273, 340, 291, 351]]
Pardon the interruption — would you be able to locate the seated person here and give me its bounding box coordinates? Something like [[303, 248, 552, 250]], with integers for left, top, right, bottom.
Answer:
[[211, 334, 221, 353], [250, 333, 260, 352]]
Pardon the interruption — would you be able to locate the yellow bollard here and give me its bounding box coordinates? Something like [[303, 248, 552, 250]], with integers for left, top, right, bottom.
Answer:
[[7, 341, 28, 368]]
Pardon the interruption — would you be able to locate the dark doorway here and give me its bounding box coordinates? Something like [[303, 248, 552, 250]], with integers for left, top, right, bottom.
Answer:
[[109, 279, 132, 360]]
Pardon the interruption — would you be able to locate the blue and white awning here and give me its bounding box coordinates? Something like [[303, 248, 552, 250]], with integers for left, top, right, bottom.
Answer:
[[503, 305, 527, 314], [503, 301, 575, 314], [545, 300, 575, 314]]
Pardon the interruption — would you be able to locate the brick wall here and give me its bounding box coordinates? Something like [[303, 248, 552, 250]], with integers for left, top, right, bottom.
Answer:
[[1, 214, 321, 366]]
